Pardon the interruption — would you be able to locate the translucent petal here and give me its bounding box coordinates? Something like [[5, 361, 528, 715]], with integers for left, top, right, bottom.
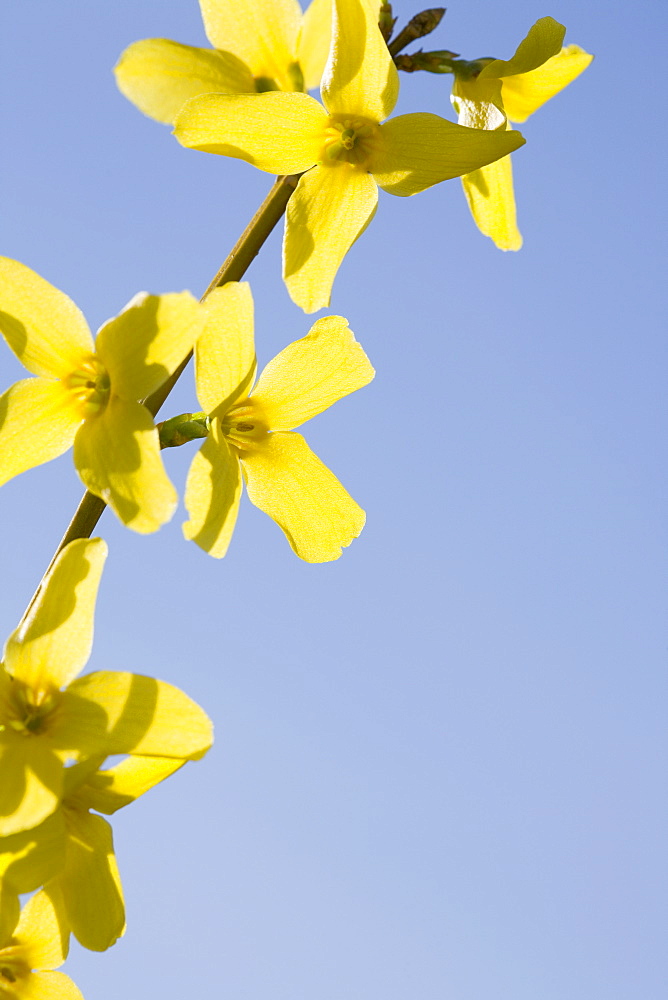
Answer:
[[0, 810, 66, 894], [283, 164, 378, 313], [371, 112, 525, 196], [4, 538, 107, 696], [15, 888, 69, 969], [451, 76, 506, 130], [183, 423, 242, 559], [500, 45, 594, 123], [61, 671, 214, 760], [16, 971, 84, 1000], [73, 397, 177, 534], [321, 0, 398, 121], [174, 91, 325, 174], [79, 756, 185, 815], [95, 291, 202, 402], [199, 0, 302, 90], [0, 732, 63, 837], [298, 0, 333, 91], [195, 283, 256, 417], [479, 16, 566, 81], [0, 883, 19, 944], [252, 315, 374, 429], [0, 379, 81, 488], [58, 810, 124, 952], [0, 258, 94, 379], [242, 431, 365, 561], [461, 151, 523, 251], [114, 38, 256, 125]]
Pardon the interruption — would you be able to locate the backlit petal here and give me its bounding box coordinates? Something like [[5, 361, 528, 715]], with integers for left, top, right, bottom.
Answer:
[[252, 315, 374, 429], [73, 397, 177, 533], [183, 423, 242, 559], [0, 259, 93, 378], [461, 152, 522, 251], [283, 164, 378, 312], [0, 810, 66, 894], [15, 888, 69, 968], [114, 39, 255, 125], [79, 756, 185, 815], [501, 45, 594, 122], [0, 731, 63, 837], [195, 283, 256, 417], [95, 292, 202, 402], [298, 0, 333, 91], [61, 671, 214, 760], [242, 431, 365, 561], [321, 0, 398, 120], [199, 0, 301, 90], [371, 113, 525, 196], [4, 538, 106, 696], [479, 16, 565, 81], [0, 379, 81, 488], [174, 91, 325, 174], [16, 971, 84, 1000]]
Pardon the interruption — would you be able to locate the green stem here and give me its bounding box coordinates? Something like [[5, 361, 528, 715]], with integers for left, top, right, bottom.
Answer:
[[20, 172, 300, 622]]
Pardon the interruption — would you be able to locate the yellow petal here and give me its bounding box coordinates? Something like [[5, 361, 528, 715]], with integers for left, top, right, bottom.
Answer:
[[479, 16, 566, 81], [371, 112, 525, 196], [242, 431, 365, 561], [0, 730, 63, 837], [283, 164, 378, 312], [500, 45, 594, 123], [95, 292, 202, 402], [183, 423, 242, 559], [73, 397, 177, 534], [461, 151, 522, 251], [4, 538, 106, 695], [15, 888, 69, 969], [195, 283, 256, 417], [321, 0, 398, 121], [199, 0, 301, 90], [174, 91, 325, 174], [298, 0, 333, 91], [0, 259, 94, 378], [0, 810, 66, 894], [58, 810, 124, 952], [252, 315, 374, 429], [61, 671, 214, 760], [451, 76, 506, 131], [114, 38, 256, 125], [15, 971, 84, 1000], [78, 756, 185, 815], [0, 379, 81, 488], [0, 883, 19, 945]]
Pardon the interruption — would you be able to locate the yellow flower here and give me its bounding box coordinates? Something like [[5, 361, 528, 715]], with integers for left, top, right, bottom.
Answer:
[[115, 0, 333, 124], [183, 282, 374, 562], [0, 889, 83, 1000], [1, 755, 185, 953], [0, 539, 213, 838], [451, 16, 593, 250], [0, 258, 203, 532], [174, 0, 526, 312]]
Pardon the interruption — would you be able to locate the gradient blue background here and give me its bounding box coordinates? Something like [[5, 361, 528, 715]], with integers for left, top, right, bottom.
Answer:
[[1, 2, 665, 997]]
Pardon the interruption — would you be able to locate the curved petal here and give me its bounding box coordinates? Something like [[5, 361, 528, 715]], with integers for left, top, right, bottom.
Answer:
[[371, 112, 525, 196], [0, 731, 63, 837], [95, 292, 202, 402], [16, 971, 84, 1000], [252, 315, 374, 429], [79, 756, 185, 816], [283, 164, 378, 312], [61, 671, 214, 760], [242, 431, 365, 562], [183, 423, 242, 558], [58, 810, 124, 952], [0, 259, 93, 379], [298, 0, 333, 91], [479, 16, 565, 81], [174, 91, 325, 174], [114, 38, 256, 125], [73, 397, 177, 534], [501, 45, 594, 123], [15, 887, 69, 969], [199, 0, 301, 90], [461, 152, 522, 251], [0, 379, 81, 488], [321, 0, 398, 121], [0, 810, 66, 894], [4, 538, 107, 696], [195, 282, 256, 416]]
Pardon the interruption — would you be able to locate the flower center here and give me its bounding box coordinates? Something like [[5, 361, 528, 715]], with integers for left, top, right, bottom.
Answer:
[[0, 679, 58, 737], [0, 946, 30, 985], [62, 354, 111, 418], [221, 400, 269, 454], [320, 116, 381, 168]]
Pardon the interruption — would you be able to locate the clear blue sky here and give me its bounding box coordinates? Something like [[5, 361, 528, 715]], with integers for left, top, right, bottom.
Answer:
[[1, 2, 666, 998]]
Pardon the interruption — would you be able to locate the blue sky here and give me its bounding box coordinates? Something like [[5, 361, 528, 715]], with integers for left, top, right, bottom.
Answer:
[[1, 2, 666, 998]]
